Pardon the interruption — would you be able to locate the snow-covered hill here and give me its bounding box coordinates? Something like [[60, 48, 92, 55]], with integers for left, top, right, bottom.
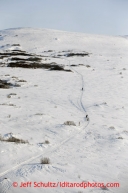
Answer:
[[0, 28, 128, 193]]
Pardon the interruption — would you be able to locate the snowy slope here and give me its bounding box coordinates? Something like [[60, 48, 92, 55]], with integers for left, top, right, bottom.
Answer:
[[0, 28, 128, 193]]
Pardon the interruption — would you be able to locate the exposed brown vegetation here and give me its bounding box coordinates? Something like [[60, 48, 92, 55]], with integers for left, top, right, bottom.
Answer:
[[0, 136, 28, 144], [64, 121, 76, 126], [40, 157, 50, 164], [66, 52, 89, 57], [12, 44, 20, 46], [0, 79, 20, 89], [44, 140, 50, 144]]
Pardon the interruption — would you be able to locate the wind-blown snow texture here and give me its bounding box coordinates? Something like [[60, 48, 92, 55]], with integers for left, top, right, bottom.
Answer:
[[0, 28, 128, 193]]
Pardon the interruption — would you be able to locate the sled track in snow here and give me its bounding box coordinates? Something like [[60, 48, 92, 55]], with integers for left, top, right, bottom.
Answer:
[[64, 57, 87, 114], [0, 56, 90, 193]]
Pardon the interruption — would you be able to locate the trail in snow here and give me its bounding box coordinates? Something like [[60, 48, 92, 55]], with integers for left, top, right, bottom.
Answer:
[[61, 57, 87, 114], [71, 65, 86, 113]]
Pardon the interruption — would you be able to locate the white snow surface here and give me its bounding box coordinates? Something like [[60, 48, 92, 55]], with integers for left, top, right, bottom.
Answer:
[[0, 28, 128, 193]]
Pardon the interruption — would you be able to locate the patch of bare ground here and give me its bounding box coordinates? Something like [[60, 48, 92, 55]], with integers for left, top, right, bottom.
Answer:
[[0, 79, 20, 89]]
